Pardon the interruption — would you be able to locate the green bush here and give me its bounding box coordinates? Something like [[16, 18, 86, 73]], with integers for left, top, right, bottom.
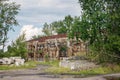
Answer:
[[44, 54, 49, 62]]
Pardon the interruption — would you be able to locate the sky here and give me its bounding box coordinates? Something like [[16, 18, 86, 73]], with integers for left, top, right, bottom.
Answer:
[[7, 0, 82, 45]]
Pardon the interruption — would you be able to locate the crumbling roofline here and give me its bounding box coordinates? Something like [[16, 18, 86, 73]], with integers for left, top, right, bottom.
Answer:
[[26, 34, 67, 42]]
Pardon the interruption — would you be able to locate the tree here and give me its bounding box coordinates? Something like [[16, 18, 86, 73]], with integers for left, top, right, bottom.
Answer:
[[51, 21, 67, 34], [69, 16, 82, 40], [78, 0, 120, 63], [63, 15, 74, 38], [42, 22, 52, 36], [31, 35, 41, 39], [0, 0, 20, 52], [7, 33, 27, 59], [42, 15, 74, 36]]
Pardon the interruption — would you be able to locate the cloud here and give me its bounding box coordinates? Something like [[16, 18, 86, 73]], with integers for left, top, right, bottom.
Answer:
[[10, 0, 81, 27], [8, 0, 82, 43], [20, 25, 43, 40]]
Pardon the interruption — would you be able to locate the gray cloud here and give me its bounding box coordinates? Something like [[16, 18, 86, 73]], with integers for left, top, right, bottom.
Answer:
[[10, 0, 81, 26]]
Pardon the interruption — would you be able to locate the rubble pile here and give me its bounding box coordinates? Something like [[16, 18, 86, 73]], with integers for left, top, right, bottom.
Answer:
[[0, 57, 25, 66], [59, 56, 98, 70]]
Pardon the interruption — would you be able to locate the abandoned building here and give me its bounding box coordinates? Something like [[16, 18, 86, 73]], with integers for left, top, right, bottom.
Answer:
[[26, 34, 86, 60]]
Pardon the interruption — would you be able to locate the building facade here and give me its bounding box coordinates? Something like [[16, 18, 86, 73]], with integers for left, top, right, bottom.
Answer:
[[26, 34, 86, 60]]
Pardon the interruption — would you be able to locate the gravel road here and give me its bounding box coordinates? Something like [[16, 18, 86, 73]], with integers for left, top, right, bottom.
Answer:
[[0, 76, 106, 80]]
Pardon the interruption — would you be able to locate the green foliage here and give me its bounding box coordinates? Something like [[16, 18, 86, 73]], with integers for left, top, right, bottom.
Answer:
[[46, 67, 70, 74], [76, 0, 120, 63], [42, 15, 74, 35], [52, 21, 67, 34], [0, 0, 20, 51], [42, 22, 53, 36], [42, 60, 120, 76], [0, 61, 41, 70], [6, 33, 27, 59], [69, 16, 82, 39], [60, 45, 67, 52], [46, 64, 120, 76], [31, 35, 41, 39], [59, 45, 67, 57], [44, 53, 49, 62], [38, 49, 42, 54], [63, 15, 73, 36], [39, 60, 59, 67]]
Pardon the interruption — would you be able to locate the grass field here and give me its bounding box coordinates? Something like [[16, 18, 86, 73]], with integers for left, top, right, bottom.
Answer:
[[1, 60, 120, 77], [0, 61, 40, 70]]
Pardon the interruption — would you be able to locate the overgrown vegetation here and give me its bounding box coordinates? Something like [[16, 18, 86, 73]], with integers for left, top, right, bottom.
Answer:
[[77, 0, 120, 63], [1, 60, 120, 76], [4, 33, 27, 59], [39, 60, 120, 76], [41, 0, 120, 64], [46, 66, 120, 76], [0, 0, 20, 52], [0, 61, 40, 70], [42, 15, 76, 37], [0, 0, 119, 75], [39, 60, 59, 67]]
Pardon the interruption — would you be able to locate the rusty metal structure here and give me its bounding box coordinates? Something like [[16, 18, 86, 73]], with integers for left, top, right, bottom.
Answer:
[[26, 34, 85, 60]]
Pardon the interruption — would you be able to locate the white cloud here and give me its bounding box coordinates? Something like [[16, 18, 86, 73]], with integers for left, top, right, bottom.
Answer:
[[20, 25, 43, 40]]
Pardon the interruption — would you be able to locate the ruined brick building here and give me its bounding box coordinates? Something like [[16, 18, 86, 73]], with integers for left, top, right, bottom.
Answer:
[[26, 34, 86, 60]]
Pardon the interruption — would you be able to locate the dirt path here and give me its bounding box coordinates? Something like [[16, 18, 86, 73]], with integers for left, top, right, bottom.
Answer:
[[0, 64, 49, 77], [0, 64, 120, 80]]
